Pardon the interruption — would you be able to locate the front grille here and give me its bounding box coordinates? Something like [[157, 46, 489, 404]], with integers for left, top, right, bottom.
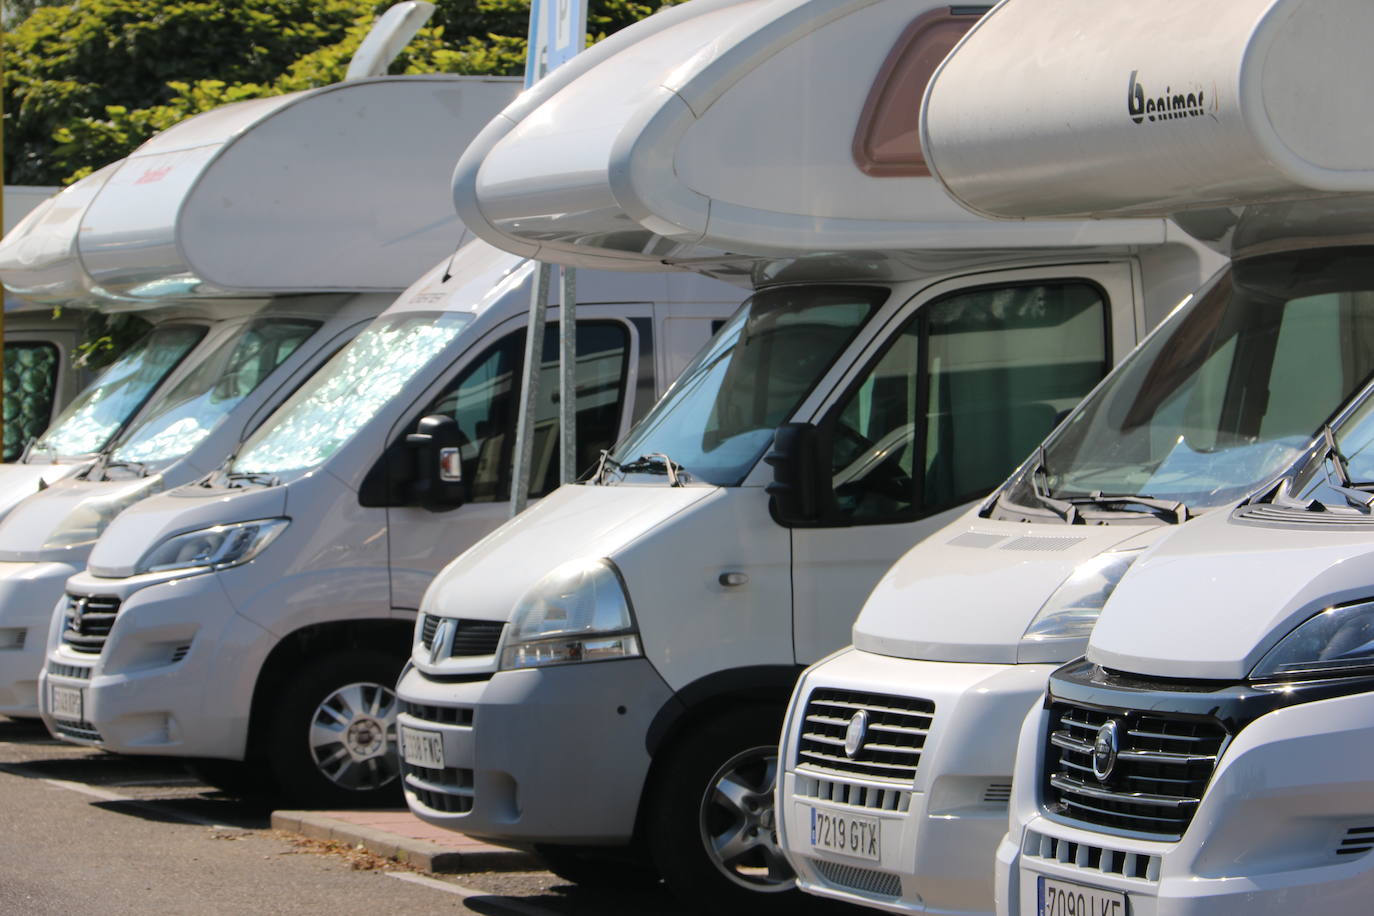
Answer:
[[811, 859, 902, 898], [47, 662, 91, 680], [795, 688, 934, 783], [794, 773, 911, 813], [51, 720, 102, 742], [60, 595, 120, 655], [1043, 700, 1228, 839], [420, 617, 504, 659], [400, 700, 473, 727], [1339, 827, 1374, 857], [1022, 829, 1160, 881], [403, 761, 474, 814]]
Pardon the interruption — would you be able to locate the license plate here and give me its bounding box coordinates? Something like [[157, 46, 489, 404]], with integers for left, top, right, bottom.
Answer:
[[809, 807, 880, 861], [400, 725, 445, 769], [50, 684, 83, 722], [1036, 876, 1127, 916]]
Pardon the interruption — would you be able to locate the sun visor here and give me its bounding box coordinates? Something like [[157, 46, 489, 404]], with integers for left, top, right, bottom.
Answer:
[[923, 0, 1374, 222], [455, 0, 1167, 273], [0, 165, 119, 306], [70, 76, 519, 301]]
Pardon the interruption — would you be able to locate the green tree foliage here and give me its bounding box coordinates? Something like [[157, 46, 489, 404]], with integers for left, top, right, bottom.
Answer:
[[5, 0, 675, 186]]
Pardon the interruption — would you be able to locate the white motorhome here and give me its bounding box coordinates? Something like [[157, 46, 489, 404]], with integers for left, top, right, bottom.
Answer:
[[974, 2, 1374, 914], [39, 240, 741, 804], [0, 72, 527, 719], [2, 186, 94, 466], [391, 0, 1217, 909], [774, 4, 1374, 911]]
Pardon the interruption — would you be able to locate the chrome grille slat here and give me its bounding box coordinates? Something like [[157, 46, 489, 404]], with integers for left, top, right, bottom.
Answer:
[[60, 595, 120, 655], [795, 688, 934, 783], [1043, 700, 1228, 839]]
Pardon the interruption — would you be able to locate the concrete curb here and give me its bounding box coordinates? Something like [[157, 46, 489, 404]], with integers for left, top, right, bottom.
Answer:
[[272, 811, 539, 874]]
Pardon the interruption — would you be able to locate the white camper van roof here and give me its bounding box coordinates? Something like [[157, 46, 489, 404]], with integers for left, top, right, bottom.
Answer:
[[453, 0, 1167, 280], [923, 0, 1374, 234], [0, 76, 520, 308]]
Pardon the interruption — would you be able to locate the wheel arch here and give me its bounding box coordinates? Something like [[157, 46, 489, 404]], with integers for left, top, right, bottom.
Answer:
[[635, 664, 803, 839], [245, 618, 413, 760]]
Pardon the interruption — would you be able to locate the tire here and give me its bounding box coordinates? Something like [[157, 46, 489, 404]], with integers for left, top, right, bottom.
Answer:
[[647, 705, 804, 914], [266, 648, 405, 808], [533, 844, 660, 890]]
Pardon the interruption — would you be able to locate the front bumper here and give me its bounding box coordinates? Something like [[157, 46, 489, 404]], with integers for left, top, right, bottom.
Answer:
[[778, 647, 1054, 915], [39, 569, 271, 758], [396, 657, 675, 845], [0, 561, 78, 716], [1003, 688, 1374, 916]]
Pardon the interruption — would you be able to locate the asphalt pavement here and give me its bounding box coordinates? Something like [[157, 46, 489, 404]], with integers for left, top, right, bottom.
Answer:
[[0, 717, 710, 915]]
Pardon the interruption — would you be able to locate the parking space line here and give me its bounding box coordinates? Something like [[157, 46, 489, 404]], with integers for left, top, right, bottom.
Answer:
[[387, 872, 561, 916], [0, 762, 236, 829]]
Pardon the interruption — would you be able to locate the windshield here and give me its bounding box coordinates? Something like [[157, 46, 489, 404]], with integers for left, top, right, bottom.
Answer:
[[32, 324, 206, 458], [1001, 248, 1374, 519], [608, 286, 884, 485], [234, 311, 472, 476], [108, 317, 319, 465]]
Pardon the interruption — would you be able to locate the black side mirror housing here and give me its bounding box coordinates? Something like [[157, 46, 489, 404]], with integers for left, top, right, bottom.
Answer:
[[764, 422, 824, 526], [405, 414, 466, 512]]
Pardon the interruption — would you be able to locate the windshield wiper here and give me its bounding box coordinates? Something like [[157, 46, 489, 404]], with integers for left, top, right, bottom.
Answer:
[[618, 453, 687, 487], [593, 450, 623, 486], [97, 458, 151, 480], [1065, 491, 1190, 524], [224, 471, 281, 489], [1291, 424, 1374, 513], [1021, 446, 1080, 524]]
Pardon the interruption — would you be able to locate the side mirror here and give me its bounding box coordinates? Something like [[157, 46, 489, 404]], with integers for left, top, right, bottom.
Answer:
[[764, 422, 824, 526], [405, 414, 466, 512]]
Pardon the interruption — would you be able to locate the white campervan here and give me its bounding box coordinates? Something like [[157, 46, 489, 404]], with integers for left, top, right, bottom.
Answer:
[[974, 2, 1374, 914], [0, 72, 525, 718], [2, 185, 94, 459], [775, 4, 1374, 908], [40, 234, 742, 802], [392, 0, 1217, 909]]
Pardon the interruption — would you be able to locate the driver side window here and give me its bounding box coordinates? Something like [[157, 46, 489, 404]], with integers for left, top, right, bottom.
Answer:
[[829, 281, 1109, 522]]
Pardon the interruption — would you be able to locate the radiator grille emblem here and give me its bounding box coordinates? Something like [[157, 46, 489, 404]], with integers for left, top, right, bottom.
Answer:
[[1092, 719, 1121, 782], [844, 710, 869, 758], [428, 618, 454, 665]]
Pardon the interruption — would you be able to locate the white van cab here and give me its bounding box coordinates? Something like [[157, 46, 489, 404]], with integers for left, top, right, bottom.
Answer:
[[41, 235, 742, 803], [392, 0, 1219, 908], [980, 2, 1374, 914], [773, 1, 1374, 913], [0, 71, 526, 719]]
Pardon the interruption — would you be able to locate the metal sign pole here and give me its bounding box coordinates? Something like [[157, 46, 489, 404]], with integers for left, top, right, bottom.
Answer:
[[559, 267, 577, 483], [510, 0, 586, 513], [510, 263, 551, 516]]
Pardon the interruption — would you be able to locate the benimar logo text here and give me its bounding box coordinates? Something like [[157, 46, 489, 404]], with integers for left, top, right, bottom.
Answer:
[[1127, 70, 1207, 124]]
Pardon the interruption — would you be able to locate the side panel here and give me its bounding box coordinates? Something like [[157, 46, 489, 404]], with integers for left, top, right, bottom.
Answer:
[[789, 263, 1137, 663]]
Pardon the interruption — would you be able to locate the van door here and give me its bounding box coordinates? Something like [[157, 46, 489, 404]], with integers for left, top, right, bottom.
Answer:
[[386, 310, 641, 610], [789, 263, 1135, 662]]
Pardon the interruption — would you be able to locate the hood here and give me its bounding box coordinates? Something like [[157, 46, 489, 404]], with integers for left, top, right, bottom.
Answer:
[[0, 462, 89, 525], [851, 508, 1163, 664], [420, 483, 714, 627], [1089, 506, 1374, 680], [0, 473, 164, 563], [86, 481, 288, 578]]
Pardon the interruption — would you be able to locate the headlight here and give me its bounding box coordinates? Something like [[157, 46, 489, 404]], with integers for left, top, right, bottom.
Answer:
[[499, 558, 642, 670], [1021, 549, 1144, 641], [43, 476, 164, 549], [134, 518, 290, 575], [1251, 600, 1374, 679]]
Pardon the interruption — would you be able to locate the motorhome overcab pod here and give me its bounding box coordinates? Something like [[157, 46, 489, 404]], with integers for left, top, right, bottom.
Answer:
[[395, 0, 1218, 909], [42, 237, 741, 804], [3, 185, 94, 462], [941, 2, 1374, 914], [0, 73, 523, 719]]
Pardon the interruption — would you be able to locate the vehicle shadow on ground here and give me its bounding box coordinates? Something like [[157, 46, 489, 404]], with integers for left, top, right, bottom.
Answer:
[[464, 883, 860, 916]]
